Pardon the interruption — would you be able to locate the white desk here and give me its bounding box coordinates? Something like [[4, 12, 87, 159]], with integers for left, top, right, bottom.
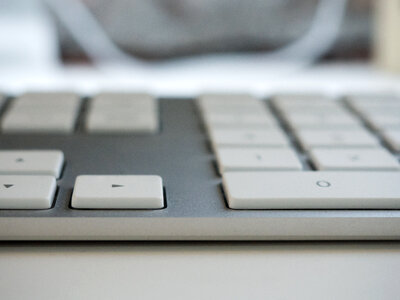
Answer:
[[1, 242, 400, 300]]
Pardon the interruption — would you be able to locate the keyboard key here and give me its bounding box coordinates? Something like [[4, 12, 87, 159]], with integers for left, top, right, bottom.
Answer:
[[283, 112, 361, 129], [2, 112, 79, 133], [215, 148, 302, 173], [381, 129, 400, 152], [1, 93, 81, 134], [86, 93, 158, 134], [209, 128, 289, 147], [0, 175, 56, 209], [86, 111, 158, 133], [309, 148, 400, 171], [71, 175, 164, 209], [362, 113, 400, 131], [272, 94, 331, 106], [0, 150, 64, 178], [222, 171, 400, 209], [203, 112, 276, 128], [295, 129, 380, 149], [91, 93, 157, 111], [198, 94, 259, 106], [13, 92, 80, 106]]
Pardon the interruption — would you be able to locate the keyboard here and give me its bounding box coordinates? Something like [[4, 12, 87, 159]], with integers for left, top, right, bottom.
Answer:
[[0, 92, 399, 240]]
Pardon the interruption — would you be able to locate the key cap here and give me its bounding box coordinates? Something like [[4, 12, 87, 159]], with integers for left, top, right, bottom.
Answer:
[[91, 93, 156, 111], [222, 171, 400, 209], [295, 129, 380, 149], [381, 129, 400, 152], [71, 175, 164, 209], [362, 113, 400, 131], [203, 112, 276, 128], [0, 175, 56, 209], [272, 94, 337, 110], [15, 92, 80, 106], [283, 112, 361, 129], [215, 148, 302, 173], [1, 112, 78, 133], [309, 148, 400, 171], [198, 94, 259, 106], [209, 128, 289, 147], [0, 150, 64, 178], [86, 111, 158, 133]]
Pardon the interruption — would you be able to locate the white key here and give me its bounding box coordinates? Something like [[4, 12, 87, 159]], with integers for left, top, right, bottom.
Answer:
[[295, 129, 380, 149], [352, 104, 400, 115], [209, 128, 289, 147], [198, 94, 259, 106], [15, 92, 80, 106], [362, 113, 400, 130], [204, 112, 276, 128], [1, 112, 78, 133], [309, 148, 400, 171], [347, 95, 399, 106], [222, 171, 400, 209], [200, 104, 268, 115], [0, 150, 64, 178], [272, 94, 329, 104], [215, 148, 302, 173], [86, 111, 158, 133], [283, 112, 361, 128], [0, 175, 56, 209], [382, 129, 400, 152], [91, 93, 156, 111], [71, 175, 164, 209]]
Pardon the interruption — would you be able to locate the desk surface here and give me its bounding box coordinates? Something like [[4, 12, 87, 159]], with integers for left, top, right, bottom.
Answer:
[[0, 242, 399, 300]]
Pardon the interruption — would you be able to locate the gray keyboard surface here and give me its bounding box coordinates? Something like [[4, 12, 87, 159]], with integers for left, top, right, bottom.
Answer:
[[0, 93, 399, 240]]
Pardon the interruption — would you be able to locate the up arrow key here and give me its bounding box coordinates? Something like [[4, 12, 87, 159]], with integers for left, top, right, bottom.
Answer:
[[4, 184, 14, 188], [111, 184, 124, 188]]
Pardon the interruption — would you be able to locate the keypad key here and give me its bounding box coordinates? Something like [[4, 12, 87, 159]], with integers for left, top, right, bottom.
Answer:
[[215, 148, 302, 173], [86, 111, 158, 133], [362, 113, 400, 131], [91, 93, 156, 112], [283, 111, 361, 129], [203, 112, 276, 129], [71, 175, 164, 209], [198, 94, 260, 107], [0, 175, 56, 209], [2, 112, 79, 133], [1, 93, 81, 133], [295, 129, 379, 149], [381, 129, 400, 152], [0, 150, 64, 178], [309, 148, 400, 171], [209, 128, 289, 147], [222, 171, 400, 209], [271, 94, 333, 109], [86, 93, 158, 133]]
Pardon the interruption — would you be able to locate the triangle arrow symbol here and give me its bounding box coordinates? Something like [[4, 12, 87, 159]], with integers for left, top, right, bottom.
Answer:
[[111, 184, 124, 188], [4, 184, 14, 188]]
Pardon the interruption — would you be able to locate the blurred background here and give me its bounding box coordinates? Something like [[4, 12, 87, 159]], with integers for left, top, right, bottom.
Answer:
[[0, 0, 398, 94], [0, 0, 374, 64]]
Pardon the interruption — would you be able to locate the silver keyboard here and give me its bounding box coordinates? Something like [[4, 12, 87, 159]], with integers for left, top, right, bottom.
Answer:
[[0, 92, 399, 240]]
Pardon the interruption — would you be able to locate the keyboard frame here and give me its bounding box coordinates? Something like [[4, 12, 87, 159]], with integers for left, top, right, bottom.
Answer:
[[0, 98, 399, 240]]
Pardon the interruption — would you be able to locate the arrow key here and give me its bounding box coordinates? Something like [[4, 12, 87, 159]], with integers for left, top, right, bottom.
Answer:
[[0, 175, 56, 209], [72, 175, 164, 209]]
